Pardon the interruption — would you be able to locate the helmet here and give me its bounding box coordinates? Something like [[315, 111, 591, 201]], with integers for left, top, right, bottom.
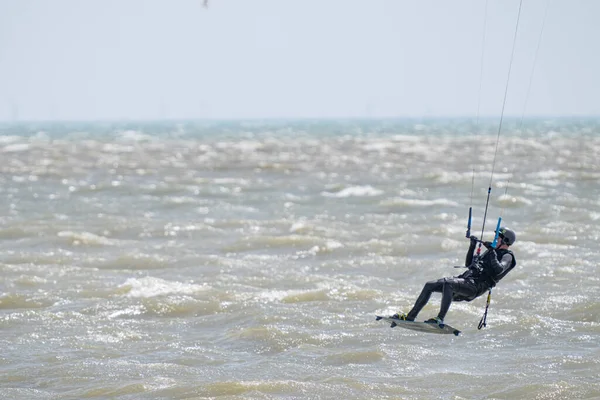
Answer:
[[497, 227, 516, 246]]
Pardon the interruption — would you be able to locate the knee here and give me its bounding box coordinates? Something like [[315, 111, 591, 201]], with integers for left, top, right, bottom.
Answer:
[[442, 277, 457, 290], [424, 280, 438, 290]]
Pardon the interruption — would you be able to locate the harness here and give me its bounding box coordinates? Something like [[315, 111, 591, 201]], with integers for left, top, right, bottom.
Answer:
[[473, 248, 516, 288]]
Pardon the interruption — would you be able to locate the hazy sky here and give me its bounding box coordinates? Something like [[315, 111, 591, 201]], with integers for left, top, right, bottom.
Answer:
[[0, 0, 598, 121]]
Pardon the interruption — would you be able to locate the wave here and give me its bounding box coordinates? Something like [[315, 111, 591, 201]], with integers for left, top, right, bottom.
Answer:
[[0, 293, 54, 310], [323, 350, 385, 365], [57, 231, 116, 246], [381, 197, 460, 207], [222, 234, 325, 253], [321, 185, 384, 198], [118, 276, 208, 298], [95, 253, 171, 270]]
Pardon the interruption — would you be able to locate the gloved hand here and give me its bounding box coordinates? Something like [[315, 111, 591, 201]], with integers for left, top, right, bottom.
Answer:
[[469, 235, 478, 243], [469, 263, 483, 273]]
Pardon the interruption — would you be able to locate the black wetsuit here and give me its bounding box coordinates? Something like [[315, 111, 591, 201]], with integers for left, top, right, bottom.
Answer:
[[406, 238, 517, 321]]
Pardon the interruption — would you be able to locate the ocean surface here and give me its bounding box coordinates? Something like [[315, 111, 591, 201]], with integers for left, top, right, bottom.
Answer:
[[1, 118, 599, 399]]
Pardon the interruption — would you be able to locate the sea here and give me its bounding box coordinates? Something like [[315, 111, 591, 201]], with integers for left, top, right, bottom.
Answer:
[[1, 118, 599, 399]]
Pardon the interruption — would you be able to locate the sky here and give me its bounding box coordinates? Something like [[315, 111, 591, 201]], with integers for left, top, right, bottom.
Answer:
[[0, 0, 599, 121]]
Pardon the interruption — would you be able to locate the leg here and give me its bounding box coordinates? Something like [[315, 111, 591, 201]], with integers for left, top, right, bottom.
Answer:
[[437, 278, 479, 321], [406, 278, 445, 321], [438, 278, 454, 321]]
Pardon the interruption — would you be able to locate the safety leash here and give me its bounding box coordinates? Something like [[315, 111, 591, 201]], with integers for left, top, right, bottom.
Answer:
[[478, 289, 492, 330]]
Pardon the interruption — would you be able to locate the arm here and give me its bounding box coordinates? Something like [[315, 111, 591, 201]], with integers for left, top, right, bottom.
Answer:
[[465, 237, 478, 267], [486, 251, 514, 276]]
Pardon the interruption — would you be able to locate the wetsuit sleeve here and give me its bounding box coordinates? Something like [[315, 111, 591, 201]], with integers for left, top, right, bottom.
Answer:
[[465, 239, 477, 267], [487, 251, 514, 276]]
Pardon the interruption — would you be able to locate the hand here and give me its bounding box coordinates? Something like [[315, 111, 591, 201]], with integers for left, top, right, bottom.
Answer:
[[469, 235, 478, 243], [469, 263, 483, 273]]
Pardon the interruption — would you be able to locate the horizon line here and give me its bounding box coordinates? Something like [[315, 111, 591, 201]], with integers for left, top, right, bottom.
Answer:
[[1, 115, 599, 125]]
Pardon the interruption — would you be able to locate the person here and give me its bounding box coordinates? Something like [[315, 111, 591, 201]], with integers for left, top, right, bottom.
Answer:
[[393, 226, 517, 325]]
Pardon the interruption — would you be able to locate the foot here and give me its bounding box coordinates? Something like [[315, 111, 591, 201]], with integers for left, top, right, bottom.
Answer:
[[424, 316, 444, 326], [392, 313, 414, 321]]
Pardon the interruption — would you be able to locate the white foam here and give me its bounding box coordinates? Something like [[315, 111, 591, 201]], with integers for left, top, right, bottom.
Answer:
[[2, 143, 30, 152], [382, 197, 459, 207], [57, 231, 115, 246], [321, 185, 383, 198], [120, 277, 207, 298], [118, 130, 153, 142]]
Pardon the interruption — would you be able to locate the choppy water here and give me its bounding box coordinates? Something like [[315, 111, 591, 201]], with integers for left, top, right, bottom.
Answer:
[[1, 118, 599, 399]]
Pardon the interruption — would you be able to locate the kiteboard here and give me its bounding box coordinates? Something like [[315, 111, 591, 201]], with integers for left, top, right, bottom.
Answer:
[[376, 315, 461, 336]]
